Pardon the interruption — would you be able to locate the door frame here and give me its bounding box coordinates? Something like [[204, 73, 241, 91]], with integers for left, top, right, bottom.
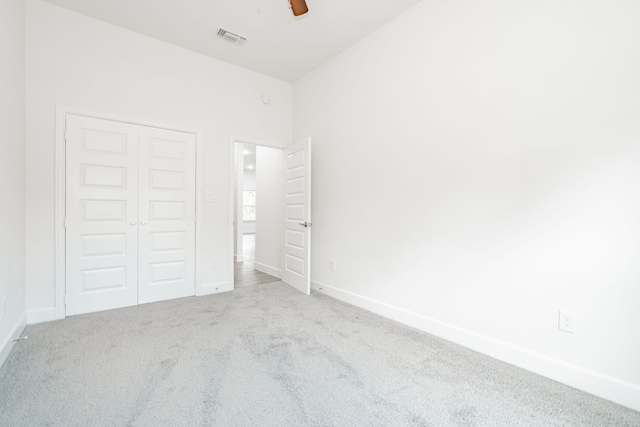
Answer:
[[54, 105, 203, 320], [228, 136, 286, 289]]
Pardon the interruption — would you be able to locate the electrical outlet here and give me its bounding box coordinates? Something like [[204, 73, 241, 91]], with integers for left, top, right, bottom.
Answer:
[[330, 260, 336, 272], [558, 310, 576, 333], [211, 259, 218, 269]]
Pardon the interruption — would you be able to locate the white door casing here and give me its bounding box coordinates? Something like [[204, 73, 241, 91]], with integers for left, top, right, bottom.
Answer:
[[65, 114, 197, 316], [65, 115, 139, 316], [138, 126, 196, 304], [282, 138, 312, 295]]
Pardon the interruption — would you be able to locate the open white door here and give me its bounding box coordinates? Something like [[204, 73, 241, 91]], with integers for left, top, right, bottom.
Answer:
[[282, 138, 311, 295]]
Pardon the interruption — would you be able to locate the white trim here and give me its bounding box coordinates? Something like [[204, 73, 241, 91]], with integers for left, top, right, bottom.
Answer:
[[228, 138, 235, 290], [0, 314, 27, 369], [54, 105, 203, 320], [198, 281, 233, 296], [194, 128, 204, 300], [231, 136, 285, 150], [27, 308, 57, 325], [254, 261, 282, 279], [54, 108, 66, 320], [229, 136, 288, 291], [311, 280, 640, 413], [56, 106, 202, 134], [233, 141, 243, 284]]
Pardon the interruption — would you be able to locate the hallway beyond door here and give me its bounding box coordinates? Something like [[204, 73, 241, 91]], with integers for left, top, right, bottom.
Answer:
[[234, 234, 280, 287]]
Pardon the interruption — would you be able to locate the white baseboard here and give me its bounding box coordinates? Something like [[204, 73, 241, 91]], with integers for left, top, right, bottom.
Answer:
[[254, 262, 282, 279], [26, 289, 235, 321], [311, 280, 640, 412], [198, 281, 233, 296], [0, 313, 27, 369], [234, 254, 244, 262], [27, 307, 57, 325]]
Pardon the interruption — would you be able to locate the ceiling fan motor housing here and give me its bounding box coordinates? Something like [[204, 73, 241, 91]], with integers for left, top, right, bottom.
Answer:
[[290, 0, 309, 16]]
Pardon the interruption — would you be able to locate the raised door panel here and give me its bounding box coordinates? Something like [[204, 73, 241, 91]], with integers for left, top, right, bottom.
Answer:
[[65, 115, 139, 316]]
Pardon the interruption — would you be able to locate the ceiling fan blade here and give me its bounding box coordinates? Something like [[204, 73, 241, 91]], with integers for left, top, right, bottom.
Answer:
[[290, 0, 309, 16]]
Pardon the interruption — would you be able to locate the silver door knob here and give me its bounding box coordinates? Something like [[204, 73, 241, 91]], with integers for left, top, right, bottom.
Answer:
[[298, 221, 312, 228], [130, 221, 136, 225], [141, 221, 147, 225]]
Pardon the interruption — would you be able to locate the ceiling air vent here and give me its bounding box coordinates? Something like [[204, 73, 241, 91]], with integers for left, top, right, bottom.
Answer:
[[215, 28, 247, 46]]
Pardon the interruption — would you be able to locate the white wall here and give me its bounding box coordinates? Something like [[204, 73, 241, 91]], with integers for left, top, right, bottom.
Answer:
[[25, 0, 292, 317], [255, 146, 284, 277], [293, 0, 640, 411], [0, 0, 27, 364], [244, 169, 257, 191], [243, 169, 256, 234]]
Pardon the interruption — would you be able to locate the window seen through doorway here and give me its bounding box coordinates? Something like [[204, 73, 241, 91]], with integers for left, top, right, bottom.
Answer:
[[243, 190, 256, 221]]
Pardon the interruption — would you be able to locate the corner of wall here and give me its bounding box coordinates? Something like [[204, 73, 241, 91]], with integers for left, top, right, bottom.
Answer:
[[0, 313, 27, 369]]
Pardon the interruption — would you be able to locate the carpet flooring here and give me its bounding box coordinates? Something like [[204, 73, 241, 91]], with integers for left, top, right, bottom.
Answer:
[[1, 281, 639, 426]]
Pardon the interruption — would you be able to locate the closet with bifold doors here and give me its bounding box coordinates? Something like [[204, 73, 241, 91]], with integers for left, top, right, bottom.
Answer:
[[64, 114, 196, 316]]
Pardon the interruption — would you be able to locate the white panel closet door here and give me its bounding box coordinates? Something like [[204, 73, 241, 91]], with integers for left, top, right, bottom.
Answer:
[[137, 126, 196, 304], [65, 115, 139, 316]]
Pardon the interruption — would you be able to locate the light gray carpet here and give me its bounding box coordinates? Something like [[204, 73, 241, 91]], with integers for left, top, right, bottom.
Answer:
[[1, 282, 639, 426]]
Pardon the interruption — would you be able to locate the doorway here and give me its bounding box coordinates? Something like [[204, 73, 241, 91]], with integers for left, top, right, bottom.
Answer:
[[229, 136, 312, 294], [233, 141, 283, 287]]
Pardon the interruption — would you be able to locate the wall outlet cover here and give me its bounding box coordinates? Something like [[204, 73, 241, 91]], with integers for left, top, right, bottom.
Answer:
[[558, 310, 576, 333]]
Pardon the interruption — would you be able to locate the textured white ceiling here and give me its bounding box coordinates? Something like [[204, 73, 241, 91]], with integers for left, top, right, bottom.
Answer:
[[40, 0, 423, 82]]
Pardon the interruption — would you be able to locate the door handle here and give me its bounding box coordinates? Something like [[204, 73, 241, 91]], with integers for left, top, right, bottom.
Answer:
[[298, 222, 312, 228], [129, 221, 136, 225], [141, 221, 147, 225]]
